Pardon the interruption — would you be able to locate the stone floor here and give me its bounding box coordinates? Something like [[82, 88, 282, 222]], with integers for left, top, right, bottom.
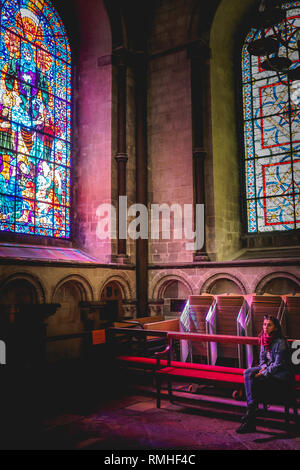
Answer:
[[1, 365, 300, 451], [39, 389, 300, 451]]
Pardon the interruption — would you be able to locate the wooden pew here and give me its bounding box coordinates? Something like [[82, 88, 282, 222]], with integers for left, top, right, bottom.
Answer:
[[154, 331, 299, 425]]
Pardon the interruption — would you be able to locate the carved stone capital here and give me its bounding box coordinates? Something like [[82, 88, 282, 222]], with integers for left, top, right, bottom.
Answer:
[[112, 46, 131, 68], [115, 152, 128, 164], [193, 147, 207, 160]]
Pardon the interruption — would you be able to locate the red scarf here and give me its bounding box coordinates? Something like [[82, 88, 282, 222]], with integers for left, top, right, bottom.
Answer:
[[259, 332, 274, 352]]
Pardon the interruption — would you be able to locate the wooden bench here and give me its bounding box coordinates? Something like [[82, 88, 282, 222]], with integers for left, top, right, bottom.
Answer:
[[154, 333, 254, 407], [154, 332, 299, 425], [107, 327, 168, 358], [107, 327, 300, 425]]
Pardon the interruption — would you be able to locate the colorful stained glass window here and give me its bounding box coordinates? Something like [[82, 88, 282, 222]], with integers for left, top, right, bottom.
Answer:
[[242, 1, 300, 233], [0, 0, 71, 238]]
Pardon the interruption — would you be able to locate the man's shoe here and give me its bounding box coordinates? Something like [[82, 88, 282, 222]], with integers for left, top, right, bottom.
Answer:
[[236, 421, 256, 434]]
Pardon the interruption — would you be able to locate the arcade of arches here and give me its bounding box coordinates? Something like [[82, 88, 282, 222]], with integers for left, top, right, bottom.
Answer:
[[0, 0, 299, 366]]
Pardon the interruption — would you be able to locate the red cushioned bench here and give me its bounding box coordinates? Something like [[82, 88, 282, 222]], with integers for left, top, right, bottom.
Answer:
[[155, 366, 245, 408], [109, 327, 300, 425], [116, 354, 244, 374], [153, 344, 245, 408], [154, 333, 300, 425]]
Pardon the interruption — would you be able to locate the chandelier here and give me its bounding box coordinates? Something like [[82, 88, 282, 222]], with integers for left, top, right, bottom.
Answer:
[[247, 0, 300, 82]]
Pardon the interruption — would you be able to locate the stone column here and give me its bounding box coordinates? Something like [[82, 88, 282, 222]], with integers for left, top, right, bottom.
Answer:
[[113, 47, 129, 262], [10, 303, 60, 366], [188, 42, 211, 261], [134, 52, 148, 317]]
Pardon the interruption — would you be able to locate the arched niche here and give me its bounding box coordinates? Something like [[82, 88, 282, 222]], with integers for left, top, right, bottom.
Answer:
[[0, 278, 38, 306], [159, 278, 192, 318], [163, 280, 190, 299], [47, 279, 87, 362], [101, 280, 124, 320], [207, 279, 243, 295], [256, 275, 300, 295], [201, 274, 246, 295], [0, 277, 39, 338], [0, 275, 46, 367]]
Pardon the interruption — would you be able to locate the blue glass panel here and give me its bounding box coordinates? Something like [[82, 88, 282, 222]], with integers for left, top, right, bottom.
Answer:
[[242, 1, 300, 232], [0, 0, 71, 238]]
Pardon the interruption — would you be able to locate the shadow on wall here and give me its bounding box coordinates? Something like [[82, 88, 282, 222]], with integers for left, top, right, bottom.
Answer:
[[260, 277, 300, 295], [162, 280, 190, 318], [0, 279, 39, 367], [101, 281, 124, 320], [206, 279, 243, 295], [47, 281, 86, 363]]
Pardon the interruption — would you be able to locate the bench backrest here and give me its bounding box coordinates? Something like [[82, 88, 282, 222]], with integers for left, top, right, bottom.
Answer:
[[282, 295, 300, 339], [182, 295, 215, 358], [215, 295, 244, 360], [107, 327, 168, 356], [246, 294, 283, 336]]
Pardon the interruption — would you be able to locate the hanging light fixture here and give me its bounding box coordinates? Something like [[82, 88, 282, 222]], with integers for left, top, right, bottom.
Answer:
[[247, 0, 300, 82]]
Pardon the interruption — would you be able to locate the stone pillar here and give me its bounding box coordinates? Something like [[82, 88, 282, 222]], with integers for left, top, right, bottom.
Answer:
[[79, 301, 110, 329], [188, 42, 211, 261], [8, 303, 60, 366], [113, 47, 129, 261], [134, 52, 148, 316]]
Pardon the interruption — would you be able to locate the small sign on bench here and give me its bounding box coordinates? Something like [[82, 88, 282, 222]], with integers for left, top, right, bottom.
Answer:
[[92, 329, 106, 345]]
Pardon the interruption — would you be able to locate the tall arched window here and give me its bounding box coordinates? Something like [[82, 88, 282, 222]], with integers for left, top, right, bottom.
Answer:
[[242, 1, 300, 233], [0, 0, 71, 238]]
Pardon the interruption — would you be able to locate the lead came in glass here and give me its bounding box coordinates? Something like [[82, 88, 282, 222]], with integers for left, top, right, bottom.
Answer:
[[0, 0, 71, 238], [242, 2, 300, 232]]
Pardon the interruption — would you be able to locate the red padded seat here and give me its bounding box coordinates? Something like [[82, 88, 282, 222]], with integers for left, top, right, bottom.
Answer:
[[116, 356, 244, 374], [169, 362, 244, 374], [116, 356, 300, 386], [116, 356, 157, 365], [156, 367, 244, 384]]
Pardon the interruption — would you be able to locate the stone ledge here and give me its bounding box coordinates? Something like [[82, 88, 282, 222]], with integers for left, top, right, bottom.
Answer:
[[149, 257, 300, 269], [0, 243, 135, 269]]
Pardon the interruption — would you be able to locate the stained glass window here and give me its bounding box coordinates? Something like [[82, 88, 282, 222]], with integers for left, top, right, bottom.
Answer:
[[0, 0, 71, 238], [242, 1, 300, 233]]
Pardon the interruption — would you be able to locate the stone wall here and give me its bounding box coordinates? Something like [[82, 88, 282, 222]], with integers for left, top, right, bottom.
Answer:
[[147, 0, 194, 264], [0, 0, 300, 365], [149, 263, 300, 300], [0, 262, 136, 362], [74, 0, 113, 262]]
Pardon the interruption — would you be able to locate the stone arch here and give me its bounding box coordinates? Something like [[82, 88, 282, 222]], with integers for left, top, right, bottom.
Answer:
[[209, 0, 255, 260], [51, 274, 93, 303], [47, 275, 92, 360], [98, 274, 133, 300], [103, 0, 128, 49], [0, 272, 45, 304], [188, 0, 220, 42], [200, 273, 247, 295], [255, 272, 300, 295], [151, 274, 193, 301]]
